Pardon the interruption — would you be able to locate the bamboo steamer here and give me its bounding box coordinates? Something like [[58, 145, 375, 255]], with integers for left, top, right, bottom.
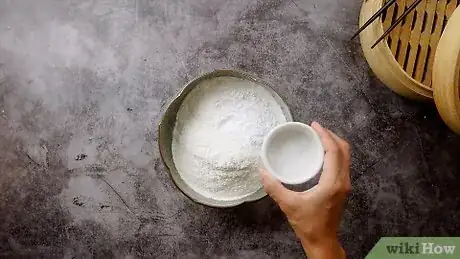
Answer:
[[359, 0, 460, 100], [432, 7, 460, 134]]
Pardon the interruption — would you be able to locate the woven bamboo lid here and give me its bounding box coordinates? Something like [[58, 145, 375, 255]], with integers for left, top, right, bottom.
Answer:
[[432, 6, 460, 134], [360, 0, 460, 100]]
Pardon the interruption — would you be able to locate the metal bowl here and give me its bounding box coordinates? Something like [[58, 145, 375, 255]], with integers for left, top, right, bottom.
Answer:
[[158, 70, 293, 208]]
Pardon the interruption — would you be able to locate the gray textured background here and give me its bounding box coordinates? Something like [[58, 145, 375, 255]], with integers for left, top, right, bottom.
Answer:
[[1, 0, 460, 258]]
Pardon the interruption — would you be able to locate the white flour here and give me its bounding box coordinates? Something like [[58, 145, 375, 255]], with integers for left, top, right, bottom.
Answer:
[[172, 76, 287, 201]]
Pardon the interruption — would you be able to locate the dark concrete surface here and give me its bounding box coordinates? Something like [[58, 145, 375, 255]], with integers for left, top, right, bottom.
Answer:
[[1, 0, 459, 258]]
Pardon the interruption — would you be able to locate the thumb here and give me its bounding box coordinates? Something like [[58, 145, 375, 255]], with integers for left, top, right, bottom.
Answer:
[[260, 168, 295, 205]]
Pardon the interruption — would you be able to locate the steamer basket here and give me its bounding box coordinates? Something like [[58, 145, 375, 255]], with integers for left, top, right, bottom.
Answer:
[[432, 7, 460, 134], [359, 0, 460, 100]]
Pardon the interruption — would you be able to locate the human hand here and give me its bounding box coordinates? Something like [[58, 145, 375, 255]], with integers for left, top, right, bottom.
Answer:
[[260, 122, 351, 259]]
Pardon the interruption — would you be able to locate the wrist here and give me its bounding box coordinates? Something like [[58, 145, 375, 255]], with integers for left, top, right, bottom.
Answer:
[[299, 234, 345, 259]]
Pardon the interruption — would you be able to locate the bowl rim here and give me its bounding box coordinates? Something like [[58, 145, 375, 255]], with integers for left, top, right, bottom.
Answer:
[[261, 122, 324, 185], [158, 69, 293, 208]]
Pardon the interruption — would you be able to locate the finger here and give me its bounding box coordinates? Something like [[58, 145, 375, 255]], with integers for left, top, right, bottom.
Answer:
[[327, 129, 350, 155], [327, 129, 346, 148], [326, 129, 348, 166], [311, 122, 339, 153], [327, 129, 351, 178], [311, 122, 341, 189], [259, 168, 296, 206]]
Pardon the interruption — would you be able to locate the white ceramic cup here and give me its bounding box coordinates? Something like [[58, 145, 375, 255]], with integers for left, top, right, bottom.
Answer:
[[261, 122, 325, 185]]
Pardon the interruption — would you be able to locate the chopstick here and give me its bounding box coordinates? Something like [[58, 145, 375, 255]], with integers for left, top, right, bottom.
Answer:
[[371, 0, 423, 49], [351, 0, 397, 40]]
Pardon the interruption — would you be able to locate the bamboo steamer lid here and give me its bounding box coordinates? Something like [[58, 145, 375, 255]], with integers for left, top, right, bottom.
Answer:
[[432, 6, 460, 134], [359, 0, 460, 100]]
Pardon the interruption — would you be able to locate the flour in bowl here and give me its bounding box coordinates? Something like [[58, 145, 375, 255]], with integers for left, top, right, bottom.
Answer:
[[172, 76, 287, 201]]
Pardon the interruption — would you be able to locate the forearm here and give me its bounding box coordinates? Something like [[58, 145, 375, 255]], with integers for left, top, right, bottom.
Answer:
[[299, 235, 345, 259]]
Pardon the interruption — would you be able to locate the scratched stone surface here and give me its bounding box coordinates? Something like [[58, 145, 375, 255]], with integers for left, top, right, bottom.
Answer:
[[1, 0, 460, 258]]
